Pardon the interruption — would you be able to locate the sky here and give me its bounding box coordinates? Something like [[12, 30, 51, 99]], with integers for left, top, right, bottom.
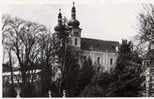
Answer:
[[1, 0, 154, 42]]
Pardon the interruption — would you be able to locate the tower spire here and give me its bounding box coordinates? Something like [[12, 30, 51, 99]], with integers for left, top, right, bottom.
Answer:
[[54, 9, 63, 31], [58, 9, 62, 25], [71, 2, 76, 19], [68, 2, 80, 27], [73, 2, 75, 7]]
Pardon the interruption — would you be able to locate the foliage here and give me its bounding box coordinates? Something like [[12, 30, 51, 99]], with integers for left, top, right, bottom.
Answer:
[[135, 4, 154, 96], [62, 47, 80, 97], [38, 31, 54, 96], [80, 72, 112, 97], [111, 40, 143, 97], [8, 84, 16, 97], [51, 17, 69, 96], [20, 82, 34, 97], [80, 83, 103, 97], [80, 40, 143, 97], [137, 4, 154, 44], [77, 57, 95, 96]]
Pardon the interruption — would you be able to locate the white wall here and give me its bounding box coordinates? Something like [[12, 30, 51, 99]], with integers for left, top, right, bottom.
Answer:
[[82, 50, 118, 72], [71, 36, 81, 48]]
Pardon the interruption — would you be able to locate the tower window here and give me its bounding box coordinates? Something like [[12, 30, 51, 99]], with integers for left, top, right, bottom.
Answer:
[[75, 38, 77, 46], [74, 32, 79, 36], [97, 57, 100, 64], [110, 58, 113, 65]]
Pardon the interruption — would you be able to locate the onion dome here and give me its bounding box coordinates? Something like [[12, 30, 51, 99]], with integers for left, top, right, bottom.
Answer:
[[68, 2, 80, 27], [54, 23, 67, 32], [54, 9, 69, 39], [68, 19, 80, 27], [54, 9, 66, 31]]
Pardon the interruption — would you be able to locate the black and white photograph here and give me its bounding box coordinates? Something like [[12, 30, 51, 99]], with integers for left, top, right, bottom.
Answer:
[[1, 0, 154, 97]]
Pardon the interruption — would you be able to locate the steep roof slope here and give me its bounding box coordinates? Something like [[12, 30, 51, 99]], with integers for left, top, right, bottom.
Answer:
[[81, 38, 119, 52]]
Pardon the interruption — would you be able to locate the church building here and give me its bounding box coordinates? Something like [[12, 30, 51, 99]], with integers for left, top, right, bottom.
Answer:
[[54, 3, 119, 72]]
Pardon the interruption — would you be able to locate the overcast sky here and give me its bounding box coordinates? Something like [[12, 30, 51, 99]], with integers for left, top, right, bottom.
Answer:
[[1, 0, 154, 42]]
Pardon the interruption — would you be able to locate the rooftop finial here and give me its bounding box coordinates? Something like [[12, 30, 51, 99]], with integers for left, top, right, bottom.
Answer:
[[73, 2, 75, 6], [59, 9, 61, 13], [71, 2, 76, 19], [58, 8, 62, 25]]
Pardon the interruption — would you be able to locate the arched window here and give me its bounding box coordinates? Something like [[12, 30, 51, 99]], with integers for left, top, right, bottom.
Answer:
[[75, 38, 77, 46], [97, 57, 100, 64], [110, 58, 113, 65]]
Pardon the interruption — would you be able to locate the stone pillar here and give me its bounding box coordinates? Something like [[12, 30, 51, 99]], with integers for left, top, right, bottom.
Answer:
[[48, 90, 52, 98], [63, 90, 66, 97], [16, 87, 21, 98]]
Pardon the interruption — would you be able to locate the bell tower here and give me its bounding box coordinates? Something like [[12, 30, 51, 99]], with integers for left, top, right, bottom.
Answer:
[[68, 2, 82, 49]]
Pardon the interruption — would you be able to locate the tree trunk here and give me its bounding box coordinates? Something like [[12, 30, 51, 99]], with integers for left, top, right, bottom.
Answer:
[[9, 49, 14, 85]]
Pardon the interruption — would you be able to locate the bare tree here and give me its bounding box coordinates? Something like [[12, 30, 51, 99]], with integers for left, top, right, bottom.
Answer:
[[137, 4, 154, 44], [2, 15, 48, 95], [37, 29, 55, 96]]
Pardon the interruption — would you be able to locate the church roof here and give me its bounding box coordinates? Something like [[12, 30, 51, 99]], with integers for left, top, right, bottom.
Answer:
[[81, 38, 119, 52]]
